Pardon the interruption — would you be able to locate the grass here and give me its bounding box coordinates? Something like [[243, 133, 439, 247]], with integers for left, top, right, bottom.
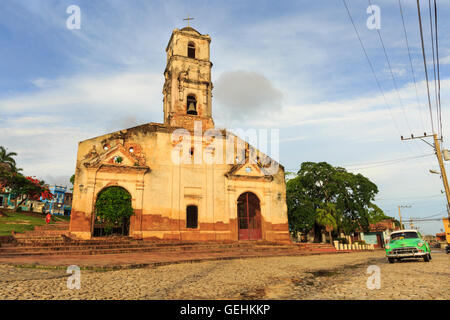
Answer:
[[0, 211, 67, 236]]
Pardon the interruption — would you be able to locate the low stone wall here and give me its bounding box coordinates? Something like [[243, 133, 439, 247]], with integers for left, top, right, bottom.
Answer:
[[333, 240, 375, 251]]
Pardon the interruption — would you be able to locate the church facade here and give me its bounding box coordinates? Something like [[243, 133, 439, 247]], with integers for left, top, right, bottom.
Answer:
[[69, 27, 290, 242]]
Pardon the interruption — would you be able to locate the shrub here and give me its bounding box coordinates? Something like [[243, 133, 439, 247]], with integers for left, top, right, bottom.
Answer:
[[95, 186, 134, 231]]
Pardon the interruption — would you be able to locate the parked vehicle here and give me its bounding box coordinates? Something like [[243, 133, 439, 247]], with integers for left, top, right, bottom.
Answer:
[[385, 230, 431, 263]]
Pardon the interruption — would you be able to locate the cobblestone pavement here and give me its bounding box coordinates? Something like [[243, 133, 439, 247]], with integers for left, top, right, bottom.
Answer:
[[0, 251, 448, 300]]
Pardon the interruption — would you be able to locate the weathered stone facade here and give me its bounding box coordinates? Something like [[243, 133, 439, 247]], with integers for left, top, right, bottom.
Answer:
[[69, 27, 290, 242]]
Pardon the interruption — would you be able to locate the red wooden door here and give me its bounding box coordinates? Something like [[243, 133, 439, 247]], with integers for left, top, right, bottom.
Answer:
[[376, 234, 383, 248], [237, 192, 262, 240]]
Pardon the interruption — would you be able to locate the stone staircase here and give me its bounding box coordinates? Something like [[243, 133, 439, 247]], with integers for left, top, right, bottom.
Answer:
[[0, 238, 339, 257], [13, 220, 70, 239], [0, 221, 340, 260]]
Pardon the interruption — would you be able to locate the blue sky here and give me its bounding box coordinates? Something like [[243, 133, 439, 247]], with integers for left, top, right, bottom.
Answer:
[[1, 0, 450, 234]]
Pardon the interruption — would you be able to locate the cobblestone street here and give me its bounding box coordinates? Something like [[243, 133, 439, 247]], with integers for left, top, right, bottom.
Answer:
[[0, 251, 448, 300]]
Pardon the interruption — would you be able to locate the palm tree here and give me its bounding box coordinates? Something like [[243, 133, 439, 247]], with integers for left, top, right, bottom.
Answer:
[[316, 203, 337, 243], [0, 146, 20, 172], [0, 146, 17, 167]]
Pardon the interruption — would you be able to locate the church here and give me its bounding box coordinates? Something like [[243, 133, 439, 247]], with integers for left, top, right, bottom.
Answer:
[[69, 26, 290, 242]]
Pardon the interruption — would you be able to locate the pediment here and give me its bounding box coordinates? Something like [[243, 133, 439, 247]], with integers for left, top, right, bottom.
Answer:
[[225, 163, 274, 182], [83, 144, 144, 169]]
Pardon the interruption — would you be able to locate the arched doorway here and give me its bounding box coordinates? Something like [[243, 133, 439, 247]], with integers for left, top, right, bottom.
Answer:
[[93, 186, 133, 237], [237, 192, 262, 240]]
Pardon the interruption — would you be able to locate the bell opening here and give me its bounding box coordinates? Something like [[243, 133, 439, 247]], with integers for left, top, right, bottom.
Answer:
[[187, 96, 198, 115]]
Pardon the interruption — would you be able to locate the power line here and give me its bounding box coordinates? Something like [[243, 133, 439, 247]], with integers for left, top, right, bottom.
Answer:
[[367, 0, 414, 136], [345, 156, 435, 170], [416, 0, 436, 134], [427, 0, 440, 138], [398, 0, 426, 133], [366, 0, 427, 157], [343, 153, 433, 167], [341, 0, 416, 157], [433, 0, 443, 141], [285, 154, 435, 174], [376, 193, 444, 201], [286, 153, 435, 173]]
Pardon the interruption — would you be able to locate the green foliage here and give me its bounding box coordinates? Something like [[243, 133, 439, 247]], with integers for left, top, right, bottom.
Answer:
[[286, 161, 386, 238], [95, 187, 134, 230], [0, 146, 19, 172], [69, 174, 75, 191], [316, 203, 337, 230], [0, 147, 51, 210], [286, 176, 316, 235]]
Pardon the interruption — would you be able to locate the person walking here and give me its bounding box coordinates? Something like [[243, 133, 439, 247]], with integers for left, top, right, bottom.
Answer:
[[45, 213, 52, 224]]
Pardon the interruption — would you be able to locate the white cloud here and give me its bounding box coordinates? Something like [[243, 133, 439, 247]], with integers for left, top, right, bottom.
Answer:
[[439, 55, 450, 65], [2, 73, 163, 114]]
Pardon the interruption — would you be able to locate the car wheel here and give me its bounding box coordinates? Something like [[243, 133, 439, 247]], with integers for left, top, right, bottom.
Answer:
[[388, 257, 395, 263], [423, 254, 430, 262]]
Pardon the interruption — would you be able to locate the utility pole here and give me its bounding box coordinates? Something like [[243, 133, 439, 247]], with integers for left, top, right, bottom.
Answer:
[[401, 133, 450, 220], [398, 205, 411, 229]]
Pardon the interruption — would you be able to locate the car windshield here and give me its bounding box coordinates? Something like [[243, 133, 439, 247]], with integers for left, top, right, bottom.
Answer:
[[390, 232, 419, 241]]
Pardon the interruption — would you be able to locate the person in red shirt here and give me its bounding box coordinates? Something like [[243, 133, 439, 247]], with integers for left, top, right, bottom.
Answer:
[[45, 213, 52, 224]]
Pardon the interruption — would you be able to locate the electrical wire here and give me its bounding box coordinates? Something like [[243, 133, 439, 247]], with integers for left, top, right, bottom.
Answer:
[[366, 0, 426, 156], [428, 0, 440, 139], [367, 0, 413, 132], [433, 0, 443, 141], [398, 0, 426, 133], [341, 0, 417, 157], [416, 0, 436, 134], [343, 153, 434, 167]]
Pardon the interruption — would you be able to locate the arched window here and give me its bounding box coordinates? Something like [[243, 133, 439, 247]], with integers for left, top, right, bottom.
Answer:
[[187, 95, 197, 115], [188, 42, 196, 58], [186, 205, 198, 228]]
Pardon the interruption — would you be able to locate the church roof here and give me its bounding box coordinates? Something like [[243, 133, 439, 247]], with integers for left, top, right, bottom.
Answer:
[[180, 26, 201, 34]]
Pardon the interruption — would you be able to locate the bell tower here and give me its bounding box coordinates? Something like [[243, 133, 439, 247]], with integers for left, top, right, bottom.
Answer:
[[163, 27, 214, 131]]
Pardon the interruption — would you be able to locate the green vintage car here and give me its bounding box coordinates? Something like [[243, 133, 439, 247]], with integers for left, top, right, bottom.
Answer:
[[385, 230, 432, 263]]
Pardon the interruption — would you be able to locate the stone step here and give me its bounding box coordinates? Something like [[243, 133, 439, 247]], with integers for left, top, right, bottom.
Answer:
[[34, 225, 69, 231], [17, 229, 69, 234], [0, 242, 293, 254], [0, 245, 301, 257]]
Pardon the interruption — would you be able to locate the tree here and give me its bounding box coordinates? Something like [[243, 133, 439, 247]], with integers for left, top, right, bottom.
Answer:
[[287, 162, 387, 242], [0, 146, 53, 211], [0, 146, 18, 171], [95, 187, 134, 233], [316, 203, 337, 243], [69, 174, 75, 191], [0, 146, 21, 187], [286, 175, 316, 240], [8, 175, 53, 209]]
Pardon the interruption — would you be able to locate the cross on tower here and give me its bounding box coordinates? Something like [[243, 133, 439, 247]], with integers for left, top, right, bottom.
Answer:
[[183, 15, 195, 27]]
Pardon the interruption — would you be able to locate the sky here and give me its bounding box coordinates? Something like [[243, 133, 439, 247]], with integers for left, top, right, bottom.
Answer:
[[1, 0, 449, 234]]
